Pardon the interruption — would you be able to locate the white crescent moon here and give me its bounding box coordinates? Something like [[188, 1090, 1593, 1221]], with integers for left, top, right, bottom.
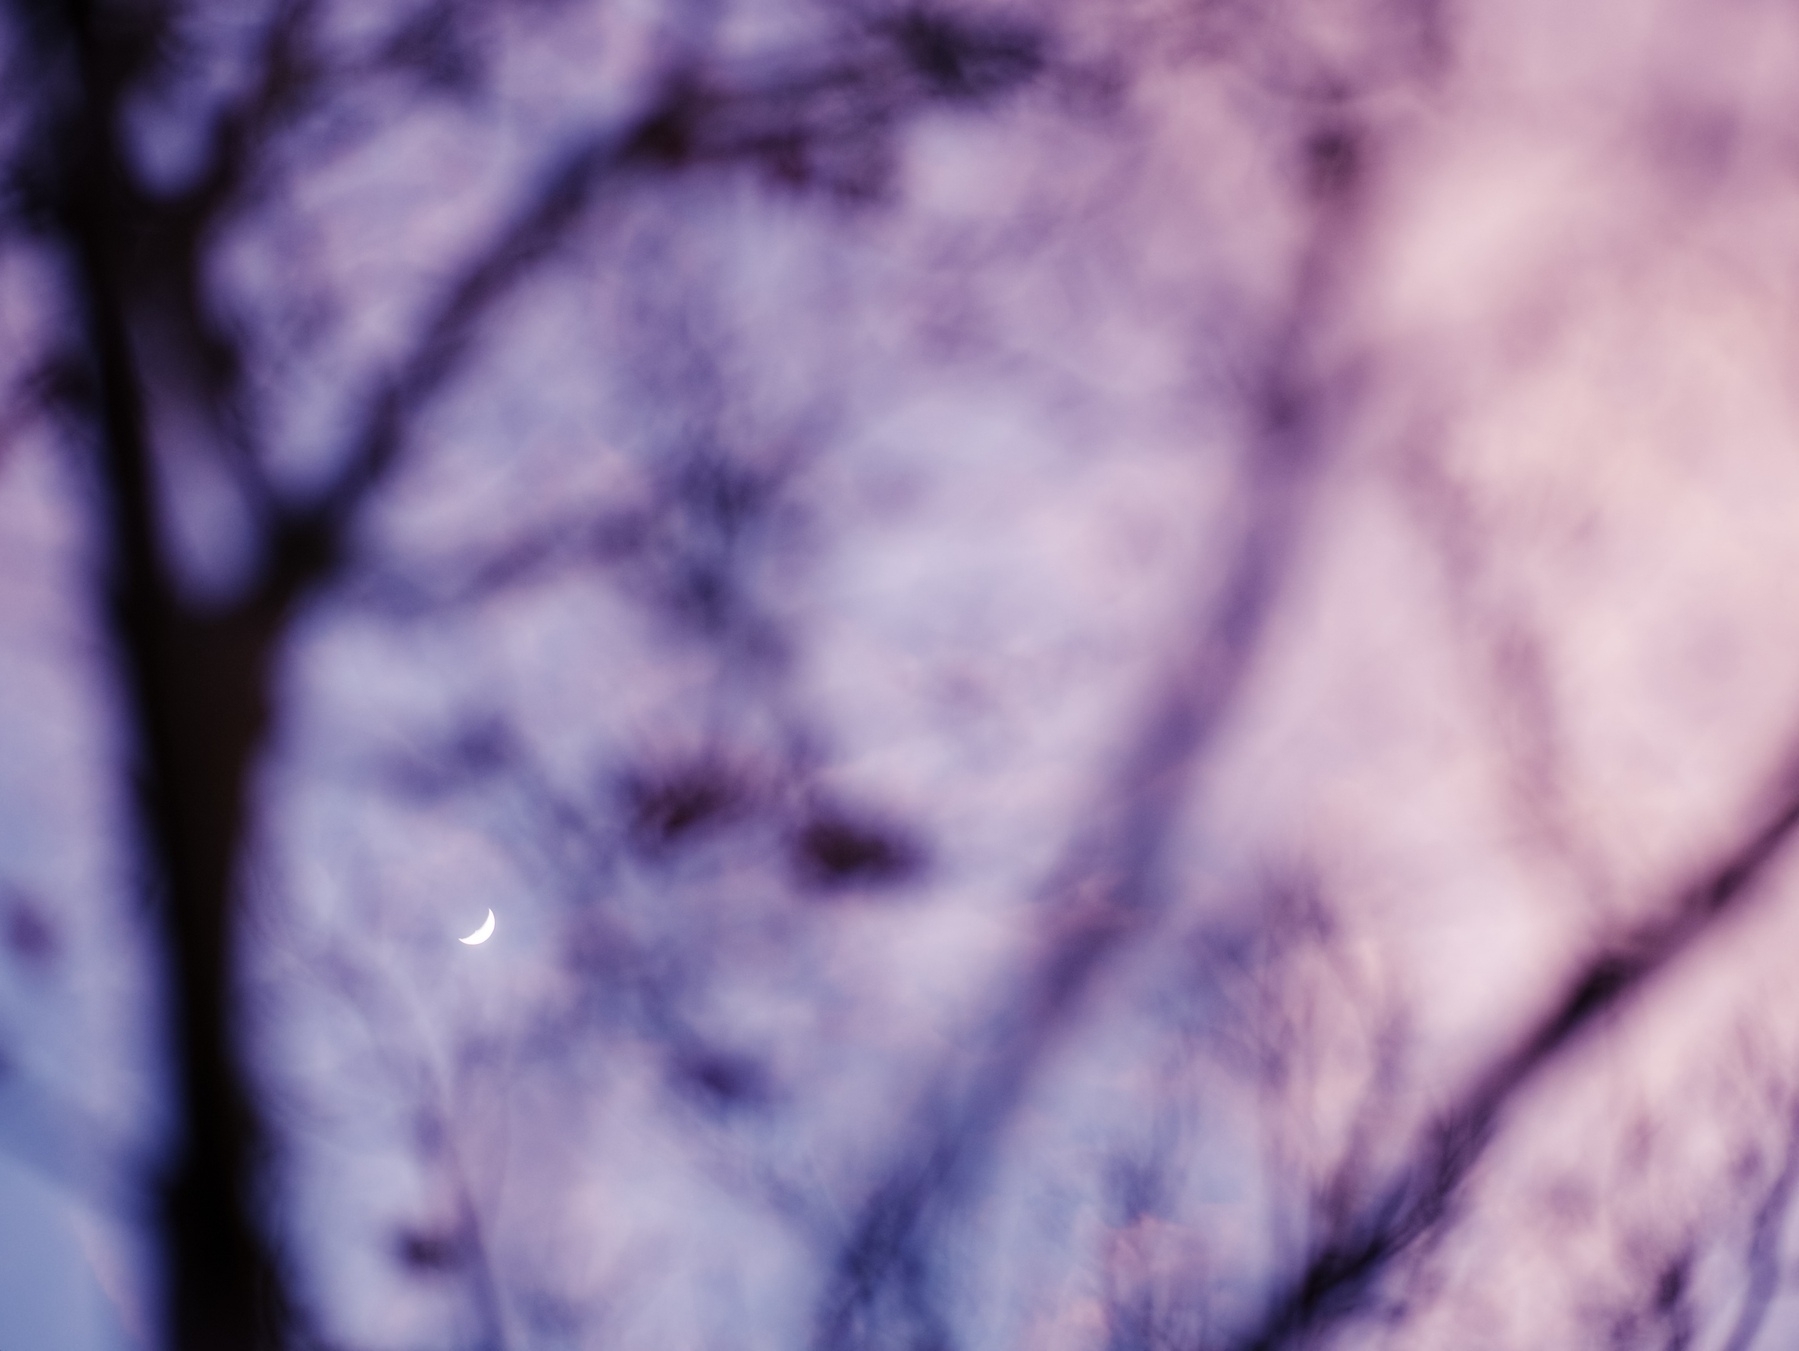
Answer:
[[459, 909, 496, 945]]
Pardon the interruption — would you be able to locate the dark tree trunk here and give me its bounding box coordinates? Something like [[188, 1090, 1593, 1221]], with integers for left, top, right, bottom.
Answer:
[[33, 2, 295, 1346]]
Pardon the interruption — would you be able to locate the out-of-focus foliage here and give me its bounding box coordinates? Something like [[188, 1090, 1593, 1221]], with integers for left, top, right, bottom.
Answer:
[[8, 1, 1799, 1349]]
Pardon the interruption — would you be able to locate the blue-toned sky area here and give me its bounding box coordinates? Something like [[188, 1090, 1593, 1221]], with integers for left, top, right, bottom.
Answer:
[[9, 1, 1799, 1349]]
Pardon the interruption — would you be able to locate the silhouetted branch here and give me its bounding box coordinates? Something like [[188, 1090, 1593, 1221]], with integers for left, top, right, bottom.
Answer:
[[810, 157, 1364, 1349], [17, 3, 307, 1345], [304, 13, 1050, 559], [1230, 769, 1799, 1351], [1721, 1102, 1799, 1351]]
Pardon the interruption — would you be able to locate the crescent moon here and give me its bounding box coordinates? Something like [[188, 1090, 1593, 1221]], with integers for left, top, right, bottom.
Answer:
[[459, 909, 496, 945]]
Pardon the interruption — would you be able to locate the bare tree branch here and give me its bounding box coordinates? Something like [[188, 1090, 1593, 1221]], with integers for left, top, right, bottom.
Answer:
[[1229, 766, 1799, 1351], [810, 137, 1368, 1349], [1721, 1102, 1799, 1351]]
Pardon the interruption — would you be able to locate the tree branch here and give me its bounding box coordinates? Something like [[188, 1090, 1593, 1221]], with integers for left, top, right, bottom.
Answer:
[[1228, 767, 1799, 1351]]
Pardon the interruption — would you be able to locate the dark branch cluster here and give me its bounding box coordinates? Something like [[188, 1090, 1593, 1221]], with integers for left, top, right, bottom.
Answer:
[[4, 2, 1799, 1351]]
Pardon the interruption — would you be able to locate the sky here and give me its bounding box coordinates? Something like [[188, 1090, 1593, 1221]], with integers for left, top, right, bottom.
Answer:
[[10, 1, 1799, 1348]]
